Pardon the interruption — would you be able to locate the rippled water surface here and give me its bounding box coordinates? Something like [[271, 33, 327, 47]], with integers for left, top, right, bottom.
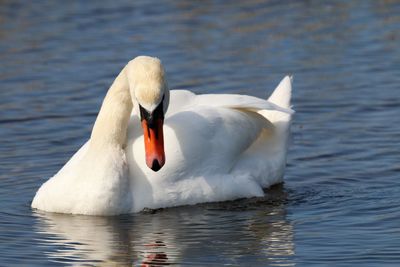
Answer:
[[1, 1, 400, 266]]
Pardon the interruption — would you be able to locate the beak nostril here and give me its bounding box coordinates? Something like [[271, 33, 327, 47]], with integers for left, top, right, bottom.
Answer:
[[151, 159, 162, 172]]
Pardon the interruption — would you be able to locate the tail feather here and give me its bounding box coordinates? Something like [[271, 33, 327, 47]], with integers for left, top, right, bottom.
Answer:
[[257, 76, 293, 131], [268, 75, 292, 109]]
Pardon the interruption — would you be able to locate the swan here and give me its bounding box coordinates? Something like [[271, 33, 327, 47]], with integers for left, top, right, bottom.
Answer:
[[31, 56, 294, 215]]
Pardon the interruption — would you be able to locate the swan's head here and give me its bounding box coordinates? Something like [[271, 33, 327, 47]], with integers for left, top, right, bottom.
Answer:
[[126, 56, 170, 172]]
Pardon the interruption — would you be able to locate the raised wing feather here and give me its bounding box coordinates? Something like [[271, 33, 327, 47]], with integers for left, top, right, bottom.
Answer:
[[195, 94, 294, 114]]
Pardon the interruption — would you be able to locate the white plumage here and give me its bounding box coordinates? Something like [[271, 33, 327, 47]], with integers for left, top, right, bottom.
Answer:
[[32, 56, 293, 215]]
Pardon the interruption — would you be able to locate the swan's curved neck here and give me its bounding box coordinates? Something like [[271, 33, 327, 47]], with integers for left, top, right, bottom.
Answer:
[[90, 67, 133, 148]]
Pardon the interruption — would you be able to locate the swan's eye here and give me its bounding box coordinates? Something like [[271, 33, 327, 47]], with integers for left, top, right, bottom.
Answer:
[[139, 101, 164, 124], [139, 95, 165, 124], [139, 97, 164, 138]]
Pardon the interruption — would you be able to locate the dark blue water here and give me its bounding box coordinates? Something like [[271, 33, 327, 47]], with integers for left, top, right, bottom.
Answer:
[[1, 1, 400, 266]]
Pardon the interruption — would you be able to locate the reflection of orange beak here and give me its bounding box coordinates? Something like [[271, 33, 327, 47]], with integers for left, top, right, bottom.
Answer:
[[141, 119, 165, 171]]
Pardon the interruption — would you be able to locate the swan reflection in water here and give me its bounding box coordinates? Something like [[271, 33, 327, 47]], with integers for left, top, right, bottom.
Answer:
[[33, 185, 295, 266]]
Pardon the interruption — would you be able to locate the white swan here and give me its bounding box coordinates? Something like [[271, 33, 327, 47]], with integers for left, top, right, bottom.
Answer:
[[32, 56, 294, 215]]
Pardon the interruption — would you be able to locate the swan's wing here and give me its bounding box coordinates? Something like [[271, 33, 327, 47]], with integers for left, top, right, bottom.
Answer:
[[127, 105, 280, 209], [195, 94, 294, 114], [167, 90, 293, 115], [128, 86, 293, 210]]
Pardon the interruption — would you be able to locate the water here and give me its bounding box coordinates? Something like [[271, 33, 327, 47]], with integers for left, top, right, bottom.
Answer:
[[1, 0, 400, 266]]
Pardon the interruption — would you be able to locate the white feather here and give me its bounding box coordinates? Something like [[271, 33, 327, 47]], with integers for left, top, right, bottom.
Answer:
[[32, 56, 293, 215]]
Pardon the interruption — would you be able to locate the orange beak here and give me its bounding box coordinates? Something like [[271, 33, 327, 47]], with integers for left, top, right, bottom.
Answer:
[[141, 118, 165, 171]]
